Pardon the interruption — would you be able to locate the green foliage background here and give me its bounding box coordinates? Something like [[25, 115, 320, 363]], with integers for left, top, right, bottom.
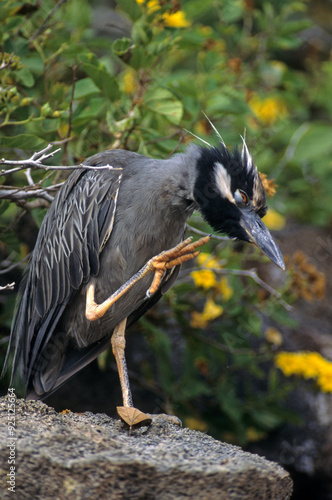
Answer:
[[0, 0, 331, 444]]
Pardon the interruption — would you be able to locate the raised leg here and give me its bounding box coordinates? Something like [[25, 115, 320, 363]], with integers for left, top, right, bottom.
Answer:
[[85, 235, 210, 321]]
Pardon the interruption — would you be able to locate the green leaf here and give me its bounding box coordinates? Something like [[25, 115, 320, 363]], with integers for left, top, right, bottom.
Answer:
[[0, 200, 10, 217], [0, 135, 47, 150], [112, 37, 134, 56], [294, 123, 332, 164], [72, 97, 105, 126], [82, 63, 120, 101], [13, 66, 35, 88], [144, 88, 183, 124], [218, 390, 243, 423], [116, 0, 142, 21], [74, 78, 101, 99]]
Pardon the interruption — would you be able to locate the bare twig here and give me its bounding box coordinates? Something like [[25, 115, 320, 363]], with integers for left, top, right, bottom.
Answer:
[[16, 198, 51, 210], [213, 267, 291, 310], [272, 122, 310, 179], [0, 282, 15, 291], [186, 224, 230, 242], [0, 143, 123, 177], [0, 256, 30, 276], [29, 0, 69, 42], [0, 189, 54, 202], [25, 168, 34, 186], [178, 263, 290, 311], [0, 144, 61, 175], [0, 54, 15, 71], [0, 184, 63, 202], [62, 64, 77, 163]]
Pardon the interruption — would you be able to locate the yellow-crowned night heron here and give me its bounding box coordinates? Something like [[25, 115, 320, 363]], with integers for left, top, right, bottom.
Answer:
[[3, 139, 284, 419]]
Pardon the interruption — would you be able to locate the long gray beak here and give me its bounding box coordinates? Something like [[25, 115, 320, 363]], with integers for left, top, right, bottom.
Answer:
[[239, 208, 285, 270]]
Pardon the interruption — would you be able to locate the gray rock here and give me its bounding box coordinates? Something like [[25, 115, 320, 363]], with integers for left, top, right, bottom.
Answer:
[[0, 396, 292, 499]]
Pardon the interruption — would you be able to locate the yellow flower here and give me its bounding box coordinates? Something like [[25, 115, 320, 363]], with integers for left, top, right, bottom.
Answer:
[[275, 351, 332, 393], [217, 276, 233, 301], [190, 297, 223, 328], [249, 95, 288, 125], [196, 252, 220, 269], [136, 0, 161, 13], [265, 327, 283, 347], [122, 69, 138, 95], [191, 269, 217, 289], [263, 209, 286, 231], [163, 10, 191, 28], [147, 0, 161, 14], [318, 369, 332, 393]]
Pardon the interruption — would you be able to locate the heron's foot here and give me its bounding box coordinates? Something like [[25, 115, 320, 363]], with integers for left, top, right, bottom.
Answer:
[[117, 406, 152, 433], [146, 413, 182, 426], [147, 235, 210, 296], [117, 406, 182, 434], [86, 236, 210, 320]]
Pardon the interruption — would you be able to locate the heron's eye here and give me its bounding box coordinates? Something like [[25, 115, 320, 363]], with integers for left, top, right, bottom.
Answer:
[[234, 190, 248, 206]]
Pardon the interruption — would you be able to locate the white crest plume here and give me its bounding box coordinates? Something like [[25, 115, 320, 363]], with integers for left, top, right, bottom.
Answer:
[[202, 112, 226, 145], [240, 131, 253, 172], [184, 128, 212, 147]]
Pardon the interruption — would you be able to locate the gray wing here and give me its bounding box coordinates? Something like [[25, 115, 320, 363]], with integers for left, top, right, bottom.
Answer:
[[4, 166, 122, 390]]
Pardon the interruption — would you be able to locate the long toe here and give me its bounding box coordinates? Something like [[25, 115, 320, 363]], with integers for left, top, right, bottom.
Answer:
[[146, 413, 182, 426]]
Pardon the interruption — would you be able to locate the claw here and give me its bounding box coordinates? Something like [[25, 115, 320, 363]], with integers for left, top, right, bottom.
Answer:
[[147, 235, 211, 295]]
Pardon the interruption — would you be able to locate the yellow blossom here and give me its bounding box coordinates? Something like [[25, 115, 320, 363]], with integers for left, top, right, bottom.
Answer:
[[263, 209, 286, 231], [147, 0, 161, 14], [191, 269, 217, 289], [249, 95, 288, 125], [136, 0, 161, 13], [196, 252, 221, 269], [163, 10, 191, 28], [190, 297, 223, 329], [217, 276, 233, 301], [275, 351, 332, 393], [122, 69, 138, 95], [265, 327, 283, 347]]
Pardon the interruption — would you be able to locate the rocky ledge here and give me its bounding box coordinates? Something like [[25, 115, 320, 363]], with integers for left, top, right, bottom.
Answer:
[[0, 396, 292, 499]]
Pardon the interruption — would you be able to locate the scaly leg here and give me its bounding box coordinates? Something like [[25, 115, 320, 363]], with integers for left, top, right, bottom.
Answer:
[[85, 235, 210, 431], [110, 318, 133, 407], [111, 319, 180, 428], [85, 235, 210, 321]]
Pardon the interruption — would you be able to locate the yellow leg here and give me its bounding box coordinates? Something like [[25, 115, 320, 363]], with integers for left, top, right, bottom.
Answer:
[[111, 318, 133, 407], [84, 235, 210, 429], [85, 235, 210, 321]]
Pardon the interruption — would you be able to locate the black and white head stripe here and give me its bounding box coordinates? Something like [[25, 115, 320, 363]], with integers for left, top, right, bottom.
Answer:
[[203, 143, 266, 216], [193, 141, 268, 240]]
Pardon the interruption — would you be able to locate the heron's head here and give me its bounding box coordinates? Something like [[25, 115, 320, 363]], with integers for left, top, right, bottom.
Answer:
[[194, 140, 285, 270]]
